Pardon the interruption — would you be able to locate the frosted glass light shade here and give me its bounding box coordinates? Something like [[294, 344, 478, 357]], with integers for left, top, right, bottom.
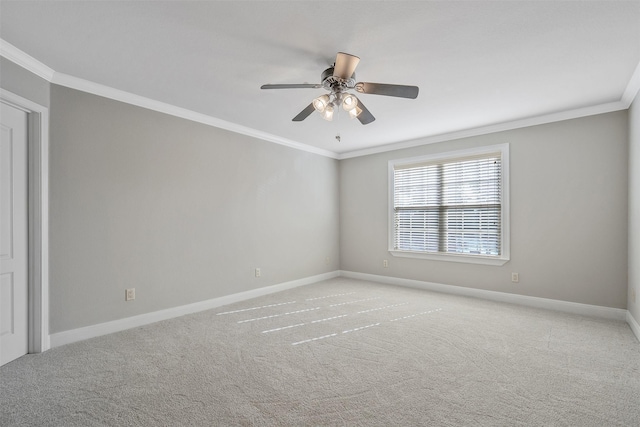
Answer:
[[313, 95, 330, 112], [342, 94, 358, 111], [348, 105, 362, 119], [321, 103, 334, 121]]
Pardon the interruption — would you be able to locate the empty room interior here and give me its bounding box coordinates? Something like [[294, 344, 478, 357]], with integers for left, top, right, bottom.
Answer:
[[1, 1, 640, 426]]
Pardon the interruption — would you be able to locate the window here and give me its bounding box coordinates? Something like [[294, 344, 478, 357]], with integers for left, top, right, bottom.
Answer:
[[389, 144, 509, 265]]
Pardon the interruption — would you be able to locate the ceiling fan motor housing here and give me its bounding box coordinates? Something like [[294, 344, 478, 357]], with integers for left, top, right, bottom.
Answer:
[[321, 67, 356, 93]]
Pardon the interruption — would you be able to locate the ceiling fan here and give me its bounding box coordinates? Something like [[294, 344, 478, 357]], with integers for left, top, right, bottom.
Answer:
[[261, 52, 419, 125]]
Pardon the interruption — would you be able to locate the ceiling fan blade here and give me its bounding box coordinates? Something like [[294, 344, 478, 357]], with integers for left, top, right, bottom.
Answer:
[[292, 103, 316, 122], [355, 82, 419, 99], [333, 52, 360, 79], [261, 84, 321, 89], [354, 97, 375, 125]]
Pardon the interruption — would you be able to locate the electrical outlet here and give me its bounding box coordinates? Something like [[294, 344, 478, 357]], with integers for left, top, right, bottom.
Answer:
[[631, 287, 637, 303], [325, 256, 330, 265], [383, 259, 389, 268], [511, 273, 519, 283], [125, 288, 135, 301], [255, 268, 261, 278]]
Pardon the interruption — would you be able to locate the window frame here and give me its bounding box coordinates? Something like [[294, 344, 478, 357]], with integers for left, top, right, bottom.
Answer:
[[388, 143, 510, 266]]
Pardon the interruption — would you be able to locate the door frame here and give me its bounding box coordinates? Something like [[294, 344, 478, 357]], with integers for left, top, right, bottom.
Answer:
[[1, 89, 49, 353]]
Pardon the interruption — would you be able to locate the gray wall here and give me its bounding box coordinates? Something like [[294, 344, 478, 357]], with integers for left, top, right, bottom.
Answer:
[[340, 112, 629, 309], [49, 85, 339, 333], [630, 98, 640, 323], [0, 57, 50, 107], [1, 58, 634, 334]]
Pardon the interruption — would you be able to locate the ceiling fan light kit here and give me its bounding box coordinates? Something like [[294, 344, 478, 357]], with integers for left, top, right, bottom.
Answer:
[[313, 92, 360, 122], [261, 52, 419, 125]]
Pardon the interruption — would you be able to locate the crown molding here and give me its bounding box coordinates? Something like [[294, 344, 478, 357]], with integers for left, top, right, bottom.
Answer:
[[1, 38, 638, 161], [51, 72, 339, 159], [0, 39, 54, 82], [0, 38, 338, 159], [621, 60, 640, 107], [337, 101, 628, 159]]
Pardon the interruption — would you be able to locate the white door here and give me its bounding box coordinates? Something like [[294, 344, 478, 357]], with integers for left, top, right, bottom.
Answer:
[[1, 102, 28, 366]]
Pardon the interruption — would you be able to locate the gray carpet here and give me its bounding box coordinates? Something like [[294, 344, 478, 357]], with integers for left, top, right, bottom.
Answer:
[[1, 278, 639, 426]]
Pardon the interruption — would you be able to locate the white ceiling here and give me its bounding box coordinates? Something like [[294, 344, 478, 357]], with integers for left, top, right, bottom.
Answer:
[[1, 1, 639, 157]]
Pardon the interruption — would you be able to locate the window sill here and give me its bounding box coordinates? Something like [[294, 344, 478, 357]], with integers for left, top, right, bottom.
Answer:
[[389, 250, 509, 266]]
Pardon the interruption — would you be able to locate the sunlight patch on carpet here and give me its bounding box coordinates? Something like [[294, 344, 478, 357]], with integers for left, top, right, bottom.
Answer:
[[216, 300, 297, 315], [237, 307, 320, 323], [305, 292, 357, 301], [389, 308, 442, 322], [329, 297, 381, 307], [357, 303, 409, 314], [261, 323, 306, 334]]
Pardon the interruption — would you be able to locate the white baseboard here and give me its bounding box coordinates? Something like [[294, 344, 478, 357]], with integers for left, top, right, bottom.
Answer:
[[48, 270, 639, 348], [340, 271, 628, 322], [627, 311, 640, 342], [50, 271, 340, 348]]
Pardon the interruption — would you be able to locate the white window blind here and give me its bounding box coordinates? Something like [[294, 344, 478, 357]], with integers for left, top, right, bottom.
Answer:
[[392, 148, 506, 260]]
